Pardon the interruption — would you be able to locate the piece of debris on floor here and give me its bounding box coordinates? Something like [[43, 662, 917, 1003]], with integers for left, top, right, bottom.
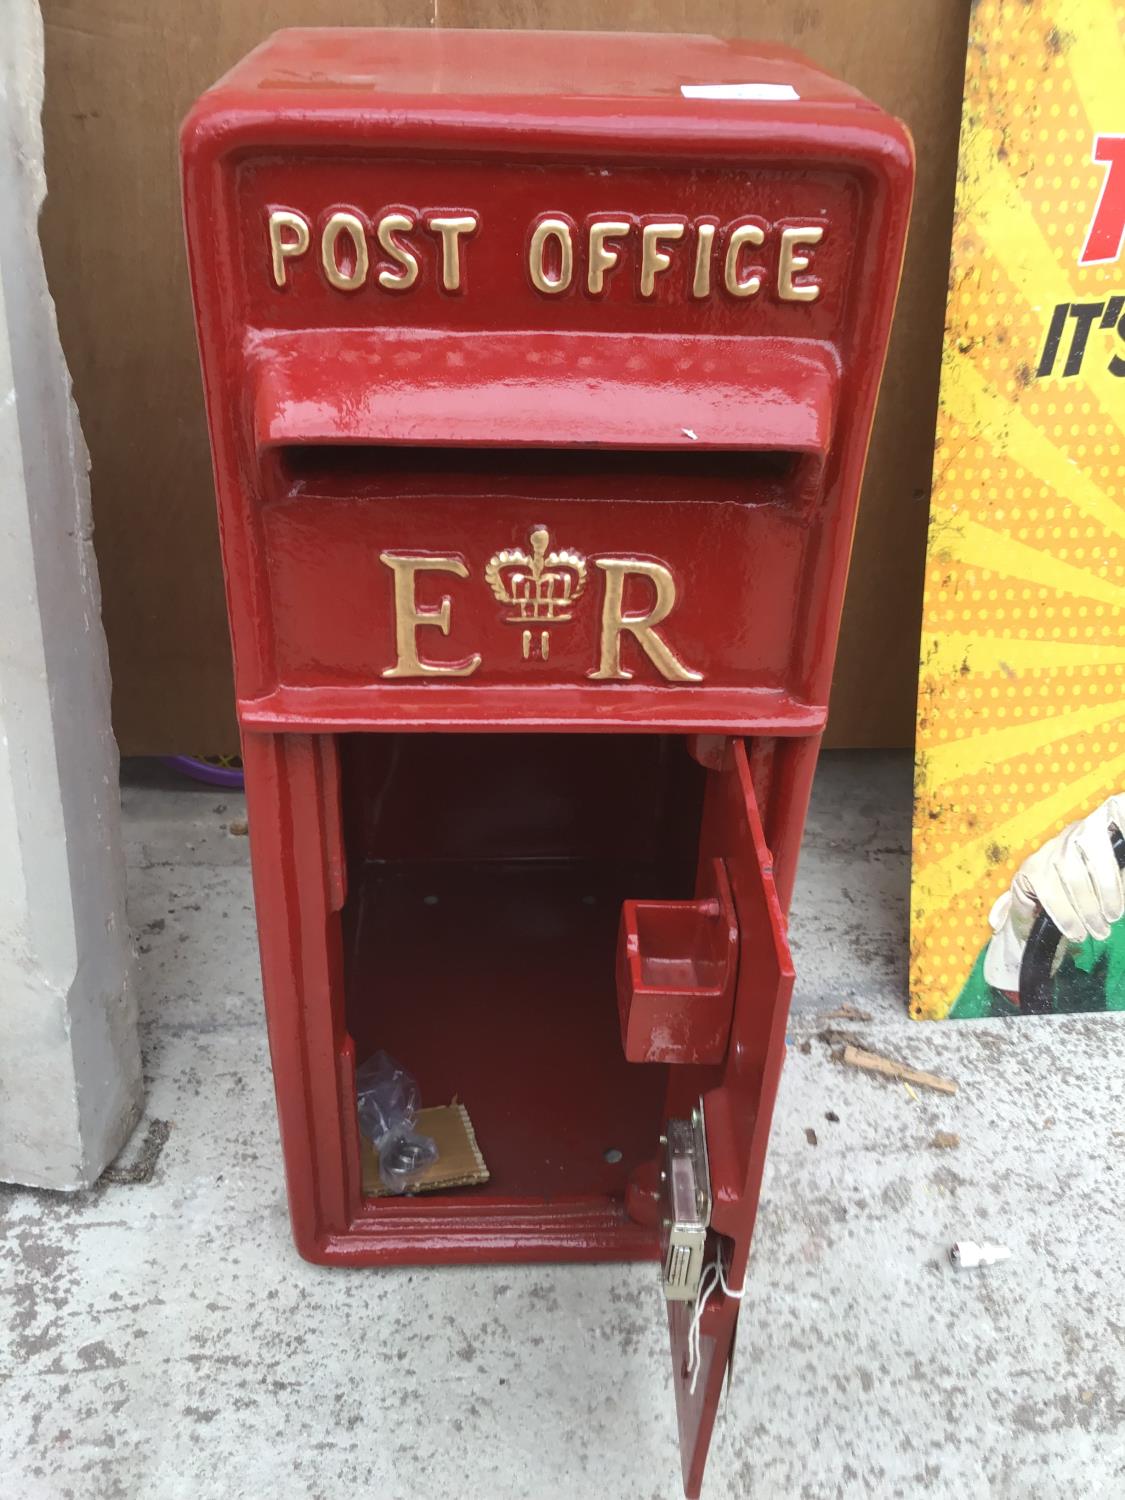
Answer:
[[228, 818, 249, 836], [820, 1003, 874, 1022], [840, 1043, 959, 1096], [950, 1241, 1011, 1270], [825, 1110, 840, 1123], [805, 1127, 818, 1146], [100, 1119, 172, 1185], [930, 1130, 960, 1150], [816, 1026, 866, 1053]]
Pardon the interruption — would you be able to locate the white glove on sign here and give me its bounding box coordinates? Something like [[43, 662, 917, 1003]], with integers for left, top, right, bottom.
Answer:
[[983, 794, 1125, 992]]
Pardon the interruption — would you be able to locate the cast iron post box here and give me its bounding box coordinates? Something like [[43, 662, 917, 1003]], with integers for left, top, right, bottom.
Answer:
[[182, 30, 912, 1494]]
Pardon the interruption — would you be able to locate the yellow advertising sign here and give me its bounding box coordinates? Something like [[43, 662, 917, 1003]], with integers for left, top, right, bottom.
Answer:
[[911, 0, 1125, 1019]]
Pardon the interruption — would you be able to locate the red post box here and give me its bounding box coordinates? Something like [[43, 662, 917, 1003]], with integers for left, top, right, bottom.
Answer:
[[182, 30, 912, 1494]]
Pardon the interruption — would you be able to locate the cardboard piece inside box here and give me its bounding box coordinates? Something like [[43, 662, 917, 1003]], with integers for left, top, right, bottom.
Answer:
[[360, 1102, 490, 1197]]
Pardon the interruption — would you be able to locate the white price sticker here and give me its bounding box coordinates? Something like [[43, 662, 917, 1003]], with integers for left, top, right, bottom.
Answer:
[[680, 83, 800, 102]]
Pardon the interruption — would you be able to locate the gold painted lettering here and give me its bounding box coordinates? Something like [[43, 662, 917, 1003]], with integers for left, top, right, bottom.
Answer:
[[529, 218, 574, 294], [376, 212, 419, 290], [692, 223, 716, 299], [426, 214, 478, 292], [724, 224, 765, 297], [268, 210, 310, 287], [778, 226, 824, 302], [640, 222, 685, 297], [321, 212, 368, 291], [379, 553, 481, 678], [589, 559, 702, 683], [588, 220, 630, 294]]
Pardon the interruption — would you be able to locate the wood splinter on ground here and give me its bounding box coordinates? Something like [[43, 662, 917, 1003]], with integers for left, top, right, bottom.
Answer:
[[840, 1043, 959, 1096], [821, 1003, 874, 1022]]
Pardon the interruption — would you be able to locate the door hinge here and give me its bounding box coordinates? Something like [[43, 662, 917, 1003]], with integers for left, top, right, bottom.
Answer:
[[660, 1101, 712, 1301]]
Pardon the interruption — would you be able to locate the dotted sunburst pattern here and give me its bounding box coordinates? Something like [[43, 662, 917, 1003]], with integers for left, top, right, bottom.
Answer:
[[911, 0, 1125, 1020]]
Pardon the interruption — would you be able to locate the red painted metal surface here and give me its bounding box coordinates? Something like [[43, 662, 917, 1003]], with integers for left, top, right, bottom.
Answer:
[[617, 857, 738, 1065], [181, 29, 912, 1496], [663, 738, 797, 1496]]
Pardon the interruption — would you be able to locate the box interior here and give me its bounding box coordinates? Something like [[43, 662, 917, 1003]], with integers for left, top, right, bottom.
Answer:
[[339, 732, 706, 1208]]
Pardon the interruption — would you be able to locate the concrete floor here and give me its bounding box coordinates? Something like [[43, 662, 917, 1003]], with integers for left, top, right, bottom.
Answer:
[[3, 752, 1125, 1499]]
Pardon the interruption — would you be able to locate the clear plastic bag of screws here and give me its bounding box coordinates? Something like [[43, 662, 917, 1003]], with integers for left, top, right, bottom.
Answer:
[[355, 1051, 439, 1193]]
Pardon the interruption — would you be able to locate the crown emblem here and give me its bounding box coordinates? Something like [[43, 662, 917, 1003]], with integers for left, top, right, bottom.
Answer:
[[485, 526, 587, 660]]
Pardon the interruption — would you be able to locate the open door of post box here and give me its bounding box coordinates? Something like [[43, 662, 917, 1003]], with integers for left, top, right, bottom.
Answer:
[[656, 737, 795, 1498]]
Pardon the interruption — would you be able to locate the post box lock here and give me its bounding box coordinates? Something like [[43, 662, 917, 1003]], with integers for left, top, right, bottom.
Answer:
[[660, 1103, 712, 1302]]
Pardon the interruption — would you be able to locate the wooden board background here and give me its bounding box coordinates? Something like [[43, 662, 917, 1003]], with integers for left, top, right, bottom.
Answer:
[[39, 0, 971, 753]]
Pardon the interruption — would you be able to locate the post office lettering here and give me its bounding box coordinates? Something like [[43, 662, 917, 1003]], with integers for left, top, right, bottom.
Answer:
[[266, 206, 828, 302], [268, 207, 480, 293]]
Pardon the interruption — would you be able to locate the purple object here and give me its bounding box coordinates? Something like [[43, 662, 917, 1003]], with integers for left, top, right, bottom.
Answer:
[[161, 755, 245, 790]]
